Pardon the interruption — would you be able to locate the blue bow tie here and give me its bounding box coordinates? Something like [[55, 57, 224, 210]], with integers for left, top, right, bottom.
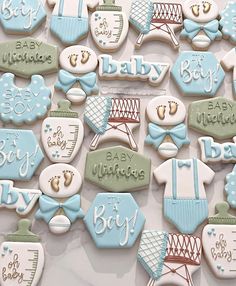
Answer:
[[181, 19, 221, 40], [145, 123, 190, 149], [178, 160, 191, 168], [35, 194, 84, 223], [55, 70, 98, 95]]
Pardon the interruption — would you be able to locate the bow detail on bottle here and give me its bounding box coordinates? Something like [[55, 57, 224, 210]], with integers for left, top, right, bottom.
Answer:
[[35, 194, 84, 223], [145, 123, 190, 149], [55, 70, 98, 95]]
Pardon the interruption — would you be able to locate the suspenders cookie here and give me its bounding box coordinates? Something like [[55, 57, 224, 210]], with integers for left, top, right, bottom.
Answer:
[[220, 1, 236, 45], [145, 96, 189, 158], [202, 202, 236, 279], [154, 158, 215, 234], [181, 0, 221, 50], [221, 48, 236, 98]]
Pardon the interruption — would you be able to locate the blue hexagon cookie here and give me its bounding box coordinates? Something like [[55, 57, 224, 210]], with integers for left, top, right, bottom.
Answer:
[[220, 1, 236, 44], [171, 51, 225, 97], [84, 193, 145, 248]]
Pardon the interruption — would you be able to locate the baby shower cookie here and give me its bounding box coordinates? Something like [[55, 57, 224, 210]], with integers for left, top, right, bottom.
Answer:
[[36, 164, 84, 234], [225, 165, 236, 209], [0, 38, 58, 78], [0, 73, 51, 125], [220, 1, 236, 44], [181, 0, 221, 50], [189, 97, 236, 140], [84, 97, 140, 150], [171, 51, 225, 97], [84, 193, 145, 248], [138, 231, 202, 286], [41, 100, 84, 163], [0, 219, 45, 286], [129, 0, 183, 49], [85, 146, 151, 192], [221, 48, 236, 98], [90, 0, 129, 51], [202, 202, 236, 279], [0, 0, 46, 35], [154, 158, 215, 234], [0, 129, 44, 181], [98, 55, 170, 86], [47, 0, 99, 45], [145, 96, 189, 158]]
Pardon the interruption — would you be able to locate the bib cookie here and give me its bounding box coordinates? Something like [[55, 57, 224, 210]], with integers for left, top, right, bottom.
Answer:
[[220, 1, 236, 44]]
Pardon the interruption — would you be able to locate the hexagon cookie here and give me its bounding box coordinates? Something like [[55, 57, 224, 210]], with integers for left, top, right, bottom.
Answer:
[[84, 193, 146, 248], [171, 51, 225, 97], [85, 146, 151, 192], [0, 38, 58, 78]]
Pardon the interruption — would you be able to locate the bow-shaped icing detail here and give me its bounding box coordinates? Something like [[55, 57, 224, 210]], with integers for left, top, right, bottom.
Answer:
[[35, 194, 84, 223], [181, 19, 222, 40], [55, 70, 98, 95], [145, 123, 190, 149], [178, 160, 191, 168]]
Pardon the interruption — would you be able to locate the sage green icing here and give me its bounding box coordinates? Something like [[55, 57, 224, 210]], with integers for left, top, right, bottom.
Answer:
[[85, 146, 151, 192], [188, 97, 236, 140], [208, 202, 236, 225], [0, 37, 59, 78], [96, 0, 122, 11], [49, 100, 78, 118]]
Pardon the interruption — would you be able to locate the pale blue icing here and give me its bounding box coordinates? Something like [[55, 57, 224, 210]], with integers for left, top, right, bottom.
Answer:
[[0, 129, 44, 181], [0, 73, 51, 125], [220, 1, 236, 44], [225, 165, 236, 208], [0, 0, 46, 34], [234, 80, 236, 97], [84, 193, 146, 248]]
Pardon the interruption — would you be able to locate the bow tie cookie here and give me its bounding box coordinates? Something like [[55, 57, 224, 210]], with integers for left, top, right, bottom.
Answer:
[[36, 164, 84, 234], [145, 96, 189, 158], [55, 45, 98, 104], [181, 0, 222, 50]]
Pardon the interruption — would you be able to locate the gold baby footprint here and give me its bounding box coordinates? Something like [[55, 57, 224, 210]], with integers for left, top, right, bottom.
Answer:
[[156, 105, 166, 120], [49, 176, 60, 192], [191, 4, 200, 17], [63, 170, 74, 187], [203, 1, 211, 13], [68, 54, 78, 67], [81, 50, 91, 64], [168, 101, 178, 115]]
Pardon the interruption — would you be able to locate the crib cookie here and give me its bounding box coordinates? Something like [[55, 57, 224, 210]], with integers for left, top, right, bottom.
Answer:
[[129, 0, 183, 49], [220, 1, 236, 44], [90, 0, 129, 51], [84, 193, 145, 248], [171, 51, 225, 97], [85, 146, 151, 192], [84, 96, 140, 150], [138, 231, 202, 286], [47, 0, 99, 45], [0, 0, 46, 35], [202, 202, 236, 279], [41, 100, 84, 163], [0, 38, 58, 78], [98, 55, 170, 86], [221, 48, 236, 98], [0, 129, 44, 181], [189, 97, 236, 140], [0, 73, 51, 125], [225, 165, 236, 209], [36, 164, 84, 234], [154, 158, 215, 234], [145, 96, 189, 158]]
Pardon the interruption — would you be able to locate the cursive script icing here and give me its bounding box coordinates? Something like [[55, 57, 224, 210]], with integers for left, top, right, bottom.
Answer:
[[95, 18, 112, 38], [2, 253, 24, 284], [211, 233, 232, 262], [47, 126, 67, 151]]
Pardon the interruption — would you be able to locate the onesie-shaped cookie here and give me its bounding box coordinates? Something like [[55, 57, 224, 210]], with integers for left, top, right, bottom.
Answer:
[[181, 0, 222, 50], [47, 0, 99, 45], [221, 48, 236, 98], [145, 96, 189, 158], [36, 164, 84, 234]]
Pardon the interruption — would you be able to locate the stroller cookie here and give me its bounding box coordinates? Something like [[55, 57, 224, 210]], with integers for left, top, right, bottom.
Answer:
[[220, 1, 236, 45]]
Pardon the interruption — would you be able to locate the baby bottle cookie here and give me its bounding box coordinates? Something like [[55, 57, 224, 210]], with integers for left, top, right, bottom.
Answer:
[[41, 100, 84, 163], [36, 164, 84, 234], [0, 219, 45, 286], [202, 202, 236, 279], [145, 96, 189, 158], [181, 0, 222, 50]]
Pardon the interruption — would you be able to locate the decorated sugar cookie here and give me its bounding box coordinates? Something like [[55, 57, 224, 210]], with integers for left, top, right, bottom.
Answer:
[[84, 193, 145, 248], [0, 219, 44, 286], [47, 0, 99, 45], [36, 164, 84, 234], [171, 51, 225, 97], [154, 158, 215, 234], [90, 0, 129, 51], [145, 96, 189, 158], [0, 0, 46, 35], [221, 48, 236, 98], [225, 165, 236, 209], [129, 0, 183, 49], [202, 202, 236, 279], [0, 73, 51, 125], [41, 100, 84, 163], [138, 231, 202, 286], [220, 1, 236, 44], [181, 0, 221, 50], [84, 97, 140, 150]]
